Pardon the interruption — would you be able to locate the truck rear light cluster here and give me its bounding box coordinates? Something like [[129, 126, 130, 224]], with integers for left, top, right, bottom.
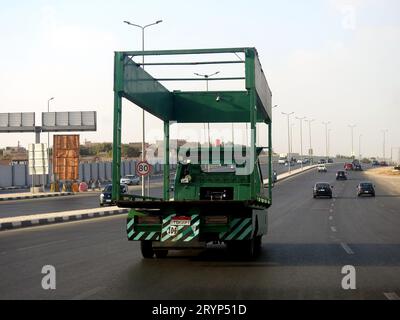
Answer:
[[204, 216, 228, 224], [137, 216, 161, 224]]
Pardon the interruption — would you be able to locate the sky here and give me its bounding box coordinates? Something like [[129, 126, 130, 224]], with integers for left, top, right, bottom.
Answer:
[[0, 0, 399, 160]]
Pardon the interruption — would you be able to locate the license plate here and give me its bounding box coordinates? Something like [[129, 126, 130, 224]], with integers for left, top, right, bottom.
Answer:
[[105, 199, 111, 202], [365, 191, 369, 193], [171, 216, 191, 226], [319, 189, 325, 192]]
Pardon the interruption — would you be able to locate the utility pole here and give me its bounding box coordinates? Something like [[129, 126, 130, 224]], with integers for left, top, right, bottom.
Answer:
[[322, 122, 330, 161], [359, 134, 362, 160], [282, 112, 294, 172], [296, 116, 306, 170], [348, 124, 356, 159], [124, 19, 163, 197]]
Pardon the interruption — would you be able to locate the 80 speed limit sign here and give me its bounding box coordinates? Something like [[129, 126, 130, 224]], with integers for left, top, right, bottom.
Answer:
[[136, 161, 152, 176]]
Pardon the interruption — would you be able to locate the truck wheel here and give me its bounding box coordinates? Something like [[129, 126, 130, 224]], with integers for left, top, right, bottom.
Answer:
[[243, 238, 256, 260], [140, 241, 154, 259], [254, 235, 262, 255], [154, 250, 168, 258]]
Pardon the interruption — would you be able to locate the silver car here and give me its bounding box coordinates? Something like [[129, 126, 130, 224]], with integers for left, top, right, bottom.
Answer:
[[120, 174, 140, 185]]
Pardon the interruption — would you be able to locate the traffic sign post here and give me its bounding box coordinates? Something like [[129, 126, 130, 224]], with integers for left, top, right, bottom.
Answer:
[[136, 160, 152, 176]]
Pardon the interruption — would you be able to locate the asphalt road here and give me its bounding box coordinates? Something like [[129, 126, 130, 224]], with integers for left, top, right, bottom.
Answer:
[[0, 161, 302, 218], [1, 163, 399, 299]]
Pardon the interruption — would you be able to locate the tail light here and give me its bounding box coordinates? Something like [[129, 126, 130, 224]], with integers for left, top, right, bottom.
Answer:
[[204, 216, 228, 224], [137, 216, 161, 224]]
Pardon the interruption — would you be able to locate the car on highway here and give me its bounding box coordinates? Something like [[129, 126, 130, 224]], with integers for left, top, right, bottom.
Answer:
[[317, 164, 327, 172], [318, 159, 326, 164], [353, 163, 362, 171], [380, 161, 388, 166], [336, 170, 347, 180], [313, 182, 333, 198], [120, 174, 140, 185], [328, 158, 334, 163], [100, 184, 128, 206], [344, 163, 353, 171], [357, 181, 375, 197]]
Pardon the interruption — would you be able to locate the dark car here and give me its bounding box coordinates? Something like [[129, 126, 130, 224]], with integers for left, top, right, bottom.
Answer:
[[353, 164, 362, 171], [357, 182, 375, 197], [328, 158, 334, 163], [100, 184, 128, 206], [313, 182, 333, 198], [318, 159, 326, 164], [336, 171, 347, 180]]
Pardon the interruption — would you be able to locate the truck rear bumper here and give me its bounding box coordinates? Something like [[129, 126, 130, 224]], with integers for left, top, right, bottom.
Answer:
[[127, 215, 254, 244]]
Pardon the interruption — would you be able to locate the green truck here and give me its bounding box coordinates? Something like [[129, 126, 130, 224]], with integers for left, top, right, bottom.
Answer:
[[112, 48, 273, 259]]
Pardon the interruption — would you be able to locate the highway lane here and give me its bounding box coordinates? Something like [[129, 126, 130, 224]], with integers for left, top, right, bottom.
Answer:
[[0, 162, 302, 218], [1, 163, 399, 299]]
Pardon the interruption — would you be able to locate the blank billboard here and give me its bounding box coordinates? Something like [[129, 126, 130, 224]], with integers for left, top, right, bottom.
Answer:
[[0, 113, 35, 132], [42, 111, 96, 132], [28, 143, 49, 175]]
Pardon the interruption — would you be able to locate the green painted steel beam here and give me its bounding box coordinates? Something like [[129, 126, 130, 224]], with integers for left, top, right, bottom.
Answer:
[[121, 47, 253, 57], [137, 60, 245, 66], [163, 121, 170, 200], [112, 52, 124, 201]]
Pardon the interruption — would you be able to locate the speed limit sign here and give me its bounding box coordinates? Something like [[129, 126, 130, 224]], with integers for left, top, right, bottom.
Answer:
[[136, 160, 152, 176]]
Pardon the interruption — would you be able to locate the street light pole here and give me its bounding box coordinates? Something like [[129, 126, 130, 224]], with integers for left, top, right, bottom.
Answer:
[[382, 129, 388, 161], [296, 116, 306, 170], [359, 134, 362, 160], [124, 19, 163, 197], [305, 119, 315, 163], [194, 71, 220, 172], [47, 97, 54, 187], [322, 122, 330, 161], [282, 112, 294, 173], [348, 124, 356, 159]]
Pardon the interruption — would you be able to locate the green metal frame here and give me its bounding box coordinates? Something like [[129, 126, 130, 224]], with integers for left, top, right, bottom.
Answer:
[[112, 47, 272, 202]]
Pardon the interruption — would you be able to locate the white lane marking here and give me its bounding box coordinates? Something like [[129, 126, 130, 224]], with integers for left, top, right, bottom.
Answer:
[[329, 209, 333, 213], [330, 226, 337, 232], [340, 242, 354, 255], [329, 216, 333, 220], [331, 203, 334, 207], [333, 198, 336, 202], [71, 286, 105, 300], [384, 292, 400, 300], [17, 239, 67, 251]]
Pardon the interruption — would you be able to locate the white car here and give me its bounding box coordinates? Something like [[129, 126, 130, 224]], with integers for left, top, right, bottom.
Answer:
[[120, 174, 140, 185], [317, 165, 327, 172]]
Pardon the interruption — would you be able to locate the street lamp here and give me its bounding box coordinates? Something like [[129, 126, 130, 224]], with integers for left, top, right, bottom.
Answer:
[[194, 71, 220, 172], [305, 118, 315, 163], [124, 19, 163, 197], [382, 129, 388, 161], [282, 112, 294, 172], [322, 122, 331, 161], [296, 116, 306, 169], [348, 124, 356, 159], [47, 97, 54, 185], [359, 134, 363, 161]]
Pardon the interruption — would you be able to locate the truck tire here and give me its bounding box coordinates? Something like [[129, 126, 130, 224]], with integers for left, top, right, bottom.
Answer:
[[242, 238, 256, 260], [154, 250, 168, 258], [254, 235, 262, 256], [140, 241, 154, 259]]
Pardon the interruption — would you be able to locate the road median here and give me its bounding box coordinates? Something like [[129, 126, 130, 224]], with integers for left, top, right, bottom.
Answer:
[[0, 206, 129, 231]]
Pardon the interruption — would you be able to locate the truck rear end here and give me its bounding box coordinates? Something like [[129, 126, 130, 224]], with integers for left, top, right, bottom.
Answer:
[[112, 47, 273, 259]]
